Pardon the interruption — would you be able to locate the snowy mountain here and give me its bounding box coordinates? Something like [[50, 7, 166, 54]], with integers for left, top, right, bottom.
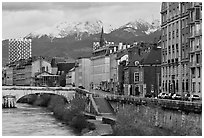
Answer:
[[26, 19, 115, 40], [25, 18, 160, 40], [2, 18, 161, 66]]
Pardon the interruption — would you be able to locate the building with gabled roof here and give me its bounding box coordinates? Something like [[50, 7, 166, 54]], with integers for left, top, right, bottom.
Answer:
[[117, 42, 161, 97]]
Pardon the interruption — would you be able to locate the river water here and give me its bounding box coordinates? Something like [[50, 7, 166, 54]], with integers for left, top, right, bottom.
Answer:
[[2, 103, 76, 136]]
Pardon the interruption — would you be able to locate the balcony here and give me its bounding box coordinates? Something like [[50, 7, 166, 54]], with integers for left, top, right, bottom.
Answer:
[[190, 61, 201, 67], [190, 46, 196, 53], [16, 72, 24, 75], [195, 30, 202, 36], [194, 2, 202, 7], [188, 31, 195, 39]]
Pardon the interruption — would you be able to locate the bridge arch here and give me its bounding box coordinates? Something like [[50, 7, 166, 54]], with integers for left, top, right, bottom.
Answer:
[[16, 92, 69, 103], [2, 89, 76, 103]]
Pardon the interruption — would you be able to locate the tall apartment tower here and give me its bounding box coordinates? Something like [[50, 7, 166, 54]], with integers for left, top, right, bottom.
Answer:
[[161, 2, 189, 95], [8, 38, 32, 63], [161, 2, 202, 97], [188, 2, 202, 96]]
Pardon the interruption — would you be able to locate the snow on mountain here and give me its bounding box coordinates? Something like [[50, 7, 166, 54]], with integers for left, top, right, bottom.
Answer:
[[25, 18, 160, 40], [26, 19, 115, 40], [120, 18, 160, 35]]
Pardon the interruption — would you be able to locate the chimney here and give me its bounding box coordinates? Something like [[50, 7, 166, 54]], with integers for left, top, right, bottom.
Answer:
[[123, 45, 127, 49], [114, 47, 116, 52], [118, 42, 123, 50]]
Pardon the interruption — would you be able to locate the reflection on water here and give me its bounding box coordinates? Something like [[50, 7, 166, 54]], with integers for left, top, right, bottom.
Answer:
[[2, 103, 75, 136]]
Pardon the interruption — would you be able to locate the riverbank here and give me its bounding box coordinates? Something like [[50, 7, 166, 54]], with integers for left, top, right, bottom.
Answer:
[[111, 103, 202, 136], [18, 94, 95, 135]]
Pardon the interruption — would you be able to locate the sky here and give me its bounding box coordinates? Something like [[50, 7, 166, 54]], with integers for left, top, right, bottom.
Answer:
[[2, 2, 161, 39]]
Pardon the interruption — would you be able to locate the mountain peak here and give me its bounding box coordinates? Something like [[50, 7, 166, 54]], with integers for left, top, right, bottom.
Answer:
[[119, 18, 160, 35], [26, 19, 114, 40]]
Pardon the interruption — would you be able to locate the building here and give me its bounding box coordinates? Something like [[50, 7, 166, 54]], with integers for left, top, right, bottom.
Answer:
[[31, 57, 53, 86], [161, 2, 189, 95], [161, 2, 202, 97], [2, 68, 6, 85], [13, 59, 32, 86], [8, 38, 32, 63], [5, 66, 14, 86], [142, 45, 162, 97], [109, 50, 118, 94], [116, 43, 132, 95], [74, 57, 91, 89], [116, 42, 161, 97], [188, 2, 202, 96], [91, 27, 118, 91], [66, 67, 75, 86], [35, 71, 59, 87], [57, 62, 75, 87], [3, 56, 60, 86]]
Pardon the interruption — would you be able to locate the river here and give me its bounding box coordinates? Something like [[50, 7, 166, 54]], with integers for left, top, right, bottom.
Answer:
[[2, 103, 76, 136]]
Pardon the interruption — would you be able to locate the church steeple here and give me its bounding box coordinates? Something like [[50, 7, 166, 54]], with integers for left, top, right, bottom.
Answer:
[[99, 27, 105, 47]]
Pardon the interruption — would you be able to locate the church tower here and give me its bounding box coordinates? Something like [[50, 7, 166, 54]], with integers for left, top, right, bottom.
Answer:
[[99, 27, 106, 47]]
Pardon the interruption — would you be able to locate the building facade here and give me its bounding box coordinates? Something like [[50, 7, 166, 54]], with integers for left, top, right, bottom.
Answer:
[[109, 51, 118, 94], [161, 2, 188, 95], [161, 2, 202, 98], [13, 64, 32, 86], [31, 57, 52, 86], [66, 67, 75, 86], [5, 66, 14, 86], [188, 2, 202, 96], [75, 58, 91, 90], [117, 42, 161, 97], [90, 28, 118, 90], [8, 39, 32, 63]]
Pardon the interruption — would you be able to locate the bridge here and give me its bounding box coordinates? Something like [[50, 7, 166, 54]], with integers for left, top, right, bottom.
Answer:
[[2, 86, 115, 115], [2, 86, 76, 107]]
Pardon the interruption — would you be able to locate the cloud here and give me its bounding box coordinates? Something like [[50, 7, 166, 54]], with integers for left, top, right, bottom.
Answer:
[[2, 2, 161, 39], [2, 2, 119, 11]]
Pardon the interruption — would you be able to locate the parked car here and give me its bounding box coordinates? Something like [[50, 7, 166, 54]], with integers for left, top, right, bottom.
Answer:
[[158, 92, 168, 99], [166, 93, 174, 99], [78, 86, 85, 89], [172, 94, 182, 100], [184, 93, 191, 101], [190, 94, 200, 101], [145, 93, 152, 98]]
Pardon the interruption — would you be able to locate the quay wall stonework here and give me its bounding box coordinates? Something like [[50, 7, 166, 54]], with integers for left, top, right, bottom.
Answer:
[[110, 102, 202, 135]]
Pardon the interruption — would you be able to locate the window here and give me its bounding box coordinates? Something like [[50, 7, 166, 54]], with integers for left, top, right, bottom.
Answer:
[[168, 45, 171, 54], [176, 44, 179, 53], [192, 82, 196, 92], [191, 68, 195, 78], [176, 80, 178, 91], [134, 72, 140, 83], [182, 34, 185, 44], [182, 80, 185, 92], [182, 19, 184, 28], [169, 32, 171, 40], [198, 82, 201, 93], [198, 67, 201, 78], [182, 64, 185, 76], [172, 31, 174, 39], [195, 24, 201, 35], [195, 8, 200, 20], [191, 55, 194, 63], [186, 18, 188, 27], [196, 54, 200, 64], [176, 29, 179, 37], [186, 80, 188, 92], [46, 66, 48, 72], [172, 45, 174, 53], [42, 67, 45, 72], [182, 49, 185, 59]]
